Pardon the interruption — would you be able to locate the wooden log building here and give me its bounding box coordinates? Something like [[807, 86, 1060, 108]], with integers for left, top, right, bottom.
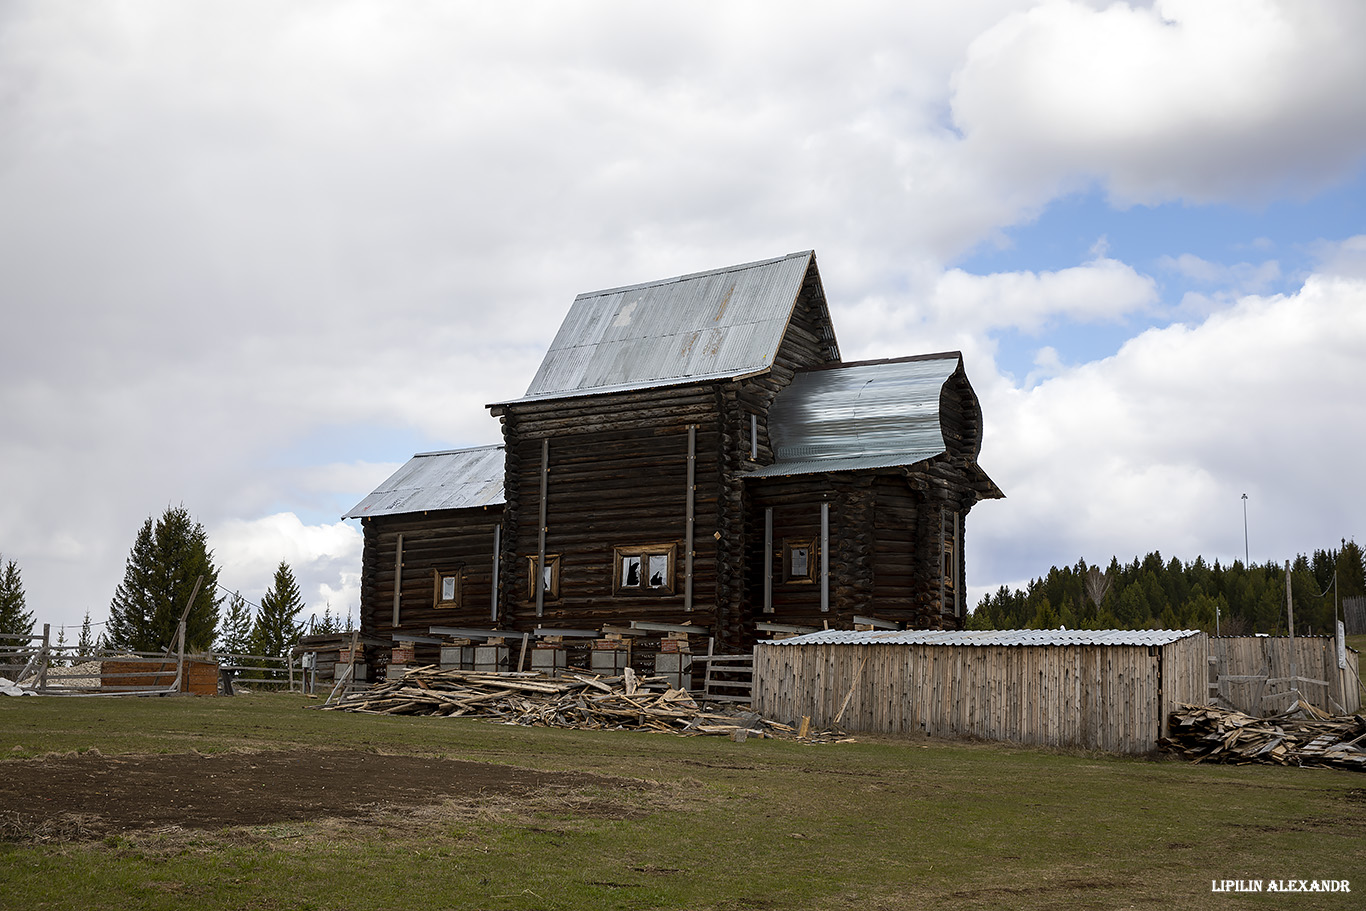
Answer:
[[345, 251, 1003, 676]]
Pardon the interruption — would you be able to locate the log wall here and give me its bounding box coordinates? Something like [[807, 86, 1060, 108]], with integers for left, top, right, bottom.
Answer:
[[754, 635, 1210, 754], [357, 507, 503, 665]]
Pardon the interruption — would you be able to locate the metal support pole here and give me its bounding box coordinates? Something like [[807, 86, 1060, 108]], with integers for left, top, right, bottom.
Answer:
[[763, 507, 773, 614], [1242, 493, 1249, 565], [820, 501, 829, 613], [535, 438, 549, 617], [684, 425, 696, 611], [490, 524, 501, 622], [392, 534, 404, 628]]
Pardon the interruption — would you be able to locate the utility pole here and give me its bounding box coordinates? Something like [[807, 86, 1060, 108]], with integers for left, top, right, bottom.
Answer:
[[1241, 493, 1249, 565]]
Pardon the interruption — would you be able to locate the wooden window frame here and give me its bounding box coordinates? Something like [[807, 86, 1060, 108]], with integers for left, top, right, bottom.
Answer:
[[525, 554, 561, 602], [612, 543, 678, 596], [433, 567, 463, 609], [782, 538, 818, 584]]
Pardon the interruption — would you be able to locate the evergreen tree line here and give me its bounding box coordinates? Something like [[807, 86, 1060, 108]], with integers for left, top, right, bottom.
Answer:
[[2, 506, 352, 668], [969, 541, 1366, 635]]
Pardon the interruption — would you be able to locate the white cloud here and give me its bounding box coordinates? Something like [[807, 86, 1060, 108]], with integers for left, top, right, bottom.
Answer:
[[835, 256, 1158, 368], [1312, 234, 1366, 280], [952, 0, 1366, 206], [1159, 254, 1276, 287]]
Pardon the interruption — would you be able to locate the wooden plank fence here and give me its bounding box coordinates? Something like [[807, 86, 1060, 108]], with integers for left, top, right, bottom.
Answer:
[[1344, 596, 1365, 636], [1, 626, 302, 696], [1209, 635, 1360, 716], [754, 635, 1208, 754]]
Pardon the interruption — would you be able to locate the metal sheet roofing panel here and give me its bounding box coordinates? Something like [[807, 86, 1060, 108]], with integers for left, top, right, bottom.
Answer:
[[765, 628, 1203, 648], [754, 354, 960, 476], [343, 445, 505, 519], [513, 251, 814, 403], [745, 450, 943, 479]]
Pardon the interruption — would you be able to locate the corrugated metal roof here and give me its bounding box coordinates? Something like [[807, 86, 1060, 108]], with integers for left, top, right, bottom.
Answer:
[[764, 628, 1204, 647], [343, 445, 505, 519], [505, 251, 822, 404], [748, 354, 961, 478]]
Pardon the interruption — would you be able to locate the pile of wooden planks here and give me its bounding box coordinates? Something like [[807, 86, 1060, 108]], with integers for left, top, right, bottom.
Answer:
[[1163, 702, 1366, 771], [319, 665, 843, 741]]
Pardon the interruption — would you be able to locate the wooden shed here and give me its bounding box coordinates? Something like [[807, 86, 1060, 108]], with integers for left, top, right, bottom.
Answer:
[[753, 628, 1208, 754]]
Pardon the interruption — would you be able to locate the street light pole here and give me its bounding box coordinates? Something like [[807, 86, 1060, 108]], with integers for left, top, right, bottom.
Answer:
[[1241, 493, 1249, 566]]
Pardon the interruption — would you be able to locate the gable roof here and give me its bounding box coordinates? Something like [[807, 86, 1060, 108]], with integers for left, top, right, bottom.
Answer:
[[500, 251, 836, 404], [342, 445, 505, 519], [746, 353, 966, 478]]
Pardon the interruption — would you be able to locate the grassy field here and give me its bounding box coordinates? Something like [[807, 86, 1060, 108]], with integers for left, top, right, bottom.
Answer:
[[1, 691, 1363, 911]]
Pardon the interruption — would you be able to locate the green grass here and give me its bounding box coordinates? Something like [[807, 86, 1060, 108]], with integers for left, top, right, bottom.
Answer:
[[2, 692, 1363, 910]]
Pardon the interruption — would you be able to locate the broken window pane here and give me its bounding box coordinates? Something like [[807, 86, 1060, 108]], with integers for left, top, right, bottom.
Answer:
[[791, 547, 809, 578], [648, 554, 668, 588], [623, 555, 642, 587]]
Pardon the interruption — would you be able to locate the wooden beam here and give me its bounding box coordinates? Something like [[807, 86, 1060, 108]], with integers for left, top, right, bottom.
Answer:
[[629, 620, 710, 635]]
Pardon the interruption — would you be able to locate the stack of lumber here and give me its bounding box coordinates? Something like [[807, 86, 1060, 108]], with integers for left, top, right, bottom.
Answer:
[[1164, 702, 1366, 771], [319, 666, 842, 741]]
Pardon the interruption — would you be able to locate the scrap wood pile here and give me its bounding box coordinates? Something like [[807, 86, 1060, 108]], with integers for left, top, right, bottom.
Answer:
[[320, 666, 844, 742], [1163, 702, 1366, 771]]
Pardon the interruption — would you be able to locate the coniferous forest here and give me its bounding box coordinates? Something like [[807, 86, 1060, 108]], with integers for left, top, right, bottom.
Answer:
[[969, 541, 1366, 635]]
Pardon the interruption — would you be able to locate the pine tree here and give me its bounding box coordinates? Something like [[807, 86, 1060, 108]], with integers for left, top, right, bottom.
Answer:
[[0, 557, 34, 640], [217, 592, 255, 658], [251, 562, 305, 669], [106, 506, 222, 652]]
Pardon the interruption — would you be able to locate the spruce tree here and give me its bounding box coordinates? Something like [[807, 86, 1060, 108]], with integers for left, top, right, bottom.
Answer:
[[217, 592, 255, 658], [0, 557, 34, 640], [251, 561, 305, 666], [76, 610, 96, 660], [106, 506, 222, 652]]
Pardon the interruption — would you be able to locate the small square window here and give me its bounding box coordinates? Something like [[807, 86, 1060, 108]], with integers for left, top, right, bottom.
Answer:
[[526, 555, 561, 601], [783, 538, 817, 584], [434, 569, 462, 608], [613, 544, 676, 595]]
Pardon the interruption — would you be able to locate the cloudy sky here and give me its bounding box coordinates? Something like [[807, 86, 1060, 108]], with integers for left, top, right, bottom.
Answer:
[[3, 0, 1364, 640]]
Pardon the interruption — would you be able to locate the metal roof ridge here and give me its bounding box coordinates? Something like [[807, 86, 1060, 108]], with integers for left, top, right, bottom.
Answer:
[[411, 444, 505, 458], [573, 250, 814, 300], [797, 351, 962, 374]]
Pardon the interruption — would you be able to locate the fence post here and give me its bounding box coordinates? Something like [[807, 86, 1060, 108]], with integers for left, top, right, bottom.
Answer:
[[37, 624, 51, 693]]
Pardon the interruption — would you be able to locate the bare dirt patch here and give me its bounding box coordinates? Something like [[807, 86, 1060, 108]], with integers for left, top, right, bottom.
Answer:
[[0, 748, 644, 839]]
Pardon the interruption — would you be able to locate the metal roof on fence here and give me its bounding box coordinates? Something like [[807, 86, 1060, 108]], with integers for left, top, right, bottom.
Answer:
[[502, 251, 826, 404], [764, 628, 1204, 648], [747, 354, 961, 478], [343, 445, 505, 519]]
